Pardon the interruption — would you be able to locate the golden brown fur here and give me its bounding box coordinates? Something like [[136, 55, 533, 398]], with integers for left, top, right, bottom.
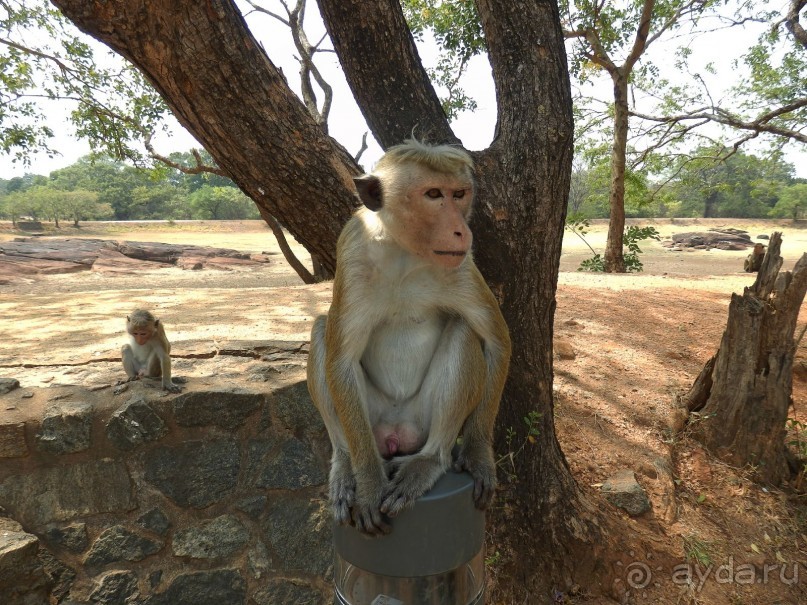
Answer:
[[307, 140, 511, 535], [122, 309, 181, 393]]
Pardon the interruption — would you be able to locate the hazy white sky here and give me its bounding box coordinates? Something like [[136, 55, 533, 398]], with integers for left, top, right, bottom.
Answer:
[[1, 1, 804, 179]]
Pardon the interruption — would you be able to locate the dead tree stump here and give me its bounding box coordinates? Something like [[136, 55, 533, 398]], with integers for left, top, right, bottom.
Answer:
[[685, 232, 807, 485]]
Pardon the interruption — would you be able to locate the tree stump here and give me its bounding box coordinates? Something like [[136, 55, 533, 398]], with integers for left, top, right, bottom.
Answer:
[[685, 232, 807, 485]]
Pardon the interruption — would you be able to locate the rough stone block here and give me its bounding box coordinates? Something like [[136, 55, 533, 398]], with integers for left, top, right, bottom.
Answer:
[[173, 390, 263, 430], [235, 494, 267, 519], [601, 469, 652, 516], [45, 522, 88, 553], [272, 381, 325, 436], [0, 524, 52, 602], [85, 525, 164, 566], [0, 422, 27, 458], [150, 569, 246, 605], [0, 378, 20, 395], [137, 507, 171, 536], [89, 570, 139, 604], [172, 514, 249, 559], [36, 402, 93, 454], [248, 437, 326, 490], [263, 495, 332, 576], [253, 579, 325, 605], [0, 459, 135, 527], [106, 396, 168, 450], [143, 439, 239, 508]]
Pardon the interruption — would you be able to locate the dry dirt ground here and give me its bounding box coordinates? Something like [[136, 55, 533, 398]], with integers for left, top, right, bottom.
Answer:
[[1, 218, 807, 604]]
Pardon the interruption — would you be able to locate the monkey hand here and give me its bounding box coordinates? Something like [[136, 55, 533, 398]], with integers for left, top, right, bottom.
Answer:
[[329, 459, 356, 526], [352, 469, 392, 536], [453, 443, 497, 510], [381, 454, 445, 517]]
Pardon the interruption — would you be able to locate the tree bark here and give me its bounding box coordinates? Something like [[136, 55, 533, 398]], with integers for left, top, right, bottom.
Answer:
[[685, 232, 807, 484], [51, 0, 360, 275], [603, 71, 629, 273], [318, 0, 458, 149], [472, 0, 612, 595]]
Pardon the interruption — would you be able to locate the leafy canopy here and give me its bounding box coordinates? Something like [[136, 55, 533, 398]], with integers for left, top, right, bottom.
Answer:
[[1, 0, 170, 167]]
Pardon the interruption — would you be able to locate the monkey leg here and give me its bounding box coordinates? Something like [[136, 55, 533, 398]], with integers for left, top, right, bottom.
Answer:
[[308, 316, 390, 533], [121, 345, 141, 380], [380, 318, 486, 517]]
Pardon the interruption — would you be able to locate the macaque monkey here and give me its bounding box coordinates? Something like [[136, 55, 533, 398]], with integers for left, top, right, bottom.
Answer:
[[307, 140, 511, 535], [122, 309, 182, 393], [744, 242, 766, 272]]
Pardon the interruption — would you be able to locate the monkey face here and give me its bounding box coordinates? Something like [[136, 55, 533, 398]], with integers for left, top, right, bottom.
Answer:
[[385, 168, 474, 270], [129, 327, 153, 346]]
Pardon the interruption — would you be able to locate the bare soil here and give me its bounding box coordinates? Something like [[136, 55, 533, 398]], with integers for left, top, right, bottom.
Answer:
[[1, 218, 806, 604]]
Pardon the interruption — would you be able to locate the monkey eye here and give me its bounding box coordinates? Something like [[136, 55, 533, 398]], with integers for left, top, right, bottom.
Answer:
[[425, 188, 443, 199], [453, 189, 466, 199]]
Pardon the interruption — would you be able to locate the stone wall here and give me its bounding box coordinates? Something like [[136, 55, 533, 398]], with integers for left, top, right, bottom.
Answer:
[[0, 376, 334, 604]]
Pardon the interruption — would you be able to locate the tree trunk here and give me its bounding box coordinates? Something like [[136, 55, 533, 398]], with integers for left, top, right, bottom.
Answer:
[[603, 71, 629, 273], [51, 0, 360, 275], [685, 232, 807, 484], [471, 1, 610, 596], [704, 190, 718, 218], [318, 0, 458, 149]]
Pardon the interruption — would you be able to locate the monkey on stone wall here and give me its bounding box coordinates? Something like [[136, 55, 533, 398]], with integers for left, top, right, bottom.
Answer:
[[307, 140, 511, 535], [122, 309, 182, 393]]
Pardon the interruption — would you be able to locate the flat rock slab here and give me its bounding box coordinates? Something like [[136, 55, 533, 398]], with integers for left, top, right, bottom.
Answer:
[[0, 238, 270, 278], [667, 229, 755, 249]]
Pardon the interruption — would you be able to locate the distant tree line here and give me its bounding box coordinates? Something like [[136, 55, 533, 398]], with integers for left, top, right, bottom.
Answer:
[[569, 144, 807, 222], [0, 150, 260, 227]]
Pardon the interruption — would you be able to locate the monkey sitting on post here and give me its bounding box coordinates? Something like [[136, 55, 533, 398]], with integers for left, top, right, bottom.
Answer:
[[307, 140, 511, 535], [121, 309, 182, 393]]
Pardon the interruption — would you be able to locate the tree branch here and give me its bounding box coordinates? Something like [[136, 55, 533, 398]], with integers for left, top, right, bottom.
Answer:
[[630, 99, 807, 144], [785, 0, 807, 49]]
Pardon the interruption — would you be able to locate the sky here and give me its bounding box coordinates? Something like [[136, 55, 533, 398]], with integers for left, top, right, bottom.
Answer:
[[1, 1, 804, 180]]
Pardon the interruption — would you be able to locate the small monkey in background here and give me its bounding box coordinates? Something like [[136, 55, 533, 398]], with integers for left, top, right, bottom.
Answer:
[[122, 309, 182, 393], [307, 139, 511, 535], [744, 242, 766, 272]]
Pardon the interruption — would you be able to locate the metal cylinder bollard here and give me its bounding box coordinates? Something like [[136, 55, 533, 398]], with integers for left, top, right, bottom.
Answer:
[[333, 471, 485, 605]]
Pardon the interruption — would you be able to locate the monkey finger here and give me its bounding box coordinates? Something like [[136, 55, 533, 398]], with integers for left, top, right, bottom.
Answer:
[[332, 501, 352, 526]]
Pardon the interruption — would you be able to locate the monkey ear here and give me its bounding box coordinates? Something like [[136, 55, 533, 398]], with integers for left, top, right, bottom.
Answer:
[[154, 319, 160, 328], [354, 175, 383, 211]]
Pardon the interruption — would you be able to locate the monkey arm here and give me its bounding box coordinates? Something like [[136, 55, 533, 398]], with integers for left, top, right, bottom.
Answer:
[[324, 316, 386, 479], [323, 279, 391, 535], [451, 266, 512, 507], [153, 332, 181, 393]]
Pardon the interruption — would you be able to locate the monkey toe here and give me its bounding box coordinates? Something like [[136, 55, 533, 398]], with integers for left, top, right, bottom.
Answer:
[[473, 478, 495, 510], [352, 506, 391, 536]]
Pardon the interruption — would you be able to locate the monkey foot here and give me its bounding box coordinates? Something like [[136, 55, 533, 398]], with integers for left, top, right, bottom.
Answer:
[[380, 455, 444, 517]]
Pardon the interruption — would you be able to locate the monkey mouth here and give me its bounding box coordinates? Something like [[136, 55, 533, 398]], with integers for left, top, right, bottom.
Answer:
[[433, 250, 467, 257]]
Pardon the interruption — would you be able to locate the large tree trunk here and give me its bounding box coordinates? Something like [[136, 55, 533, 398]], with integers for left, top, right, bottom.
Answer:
[[51, 0, 360, 276], [685, 233, 807, 484], [603, 71, 629, 273]]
